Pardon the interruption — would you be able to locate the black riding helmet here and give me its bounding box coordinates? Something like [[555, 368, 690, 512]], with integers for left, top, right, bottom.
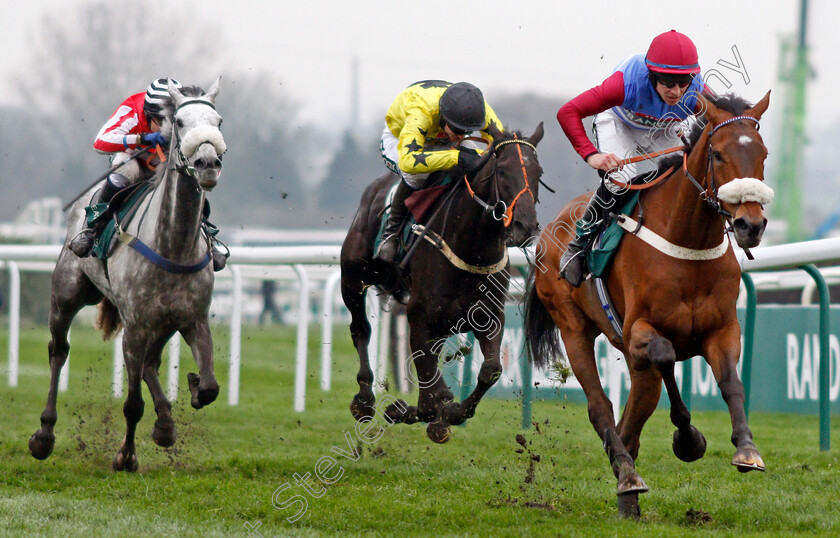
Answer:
[[439, 82, 487, 134]]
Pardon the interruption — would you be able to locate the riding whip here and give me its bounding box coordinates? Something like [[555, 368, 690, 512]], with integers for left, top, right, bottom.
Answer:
[[62, 147, 153, 211]]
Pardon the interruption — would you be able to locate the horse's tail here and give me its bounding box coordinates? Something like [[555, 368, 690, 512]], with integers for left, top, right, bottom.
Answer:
[[522, 265, 563, 370], [95, 299, 122, 341]]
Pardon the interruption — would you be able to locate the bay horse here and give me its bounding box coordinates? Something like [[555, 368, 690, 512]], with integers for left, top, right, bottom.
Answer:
[[29, 80, 226, 472], [341, 123, 544, 443], [524, 92, 772, 518]]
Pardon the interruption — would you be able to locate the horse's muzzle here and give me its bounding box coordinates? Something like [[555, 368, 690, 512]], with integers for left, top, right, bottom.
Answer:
[[506, 220, 540, 248], [194, 156, 222, 191], [733, 215, 767, 249]]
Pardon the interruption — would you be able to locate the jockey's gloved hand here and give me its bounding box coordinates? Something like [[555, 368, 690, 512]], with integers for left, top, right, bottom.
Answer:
[[140, 132, 167, 147], [457, 147, 482, 174]]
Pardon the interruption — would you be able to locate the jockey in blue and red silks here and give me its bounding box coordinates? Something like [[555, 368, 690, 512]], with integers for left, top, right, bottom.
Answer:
[[376, 80, 504, 264], [556, 30, 711, 287], [69, 78, 180, 258]]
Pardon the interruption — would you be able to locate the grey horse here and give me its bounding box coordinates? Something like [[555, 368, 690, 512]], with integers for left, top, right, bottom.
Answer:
[[29, 79, 227, 472]]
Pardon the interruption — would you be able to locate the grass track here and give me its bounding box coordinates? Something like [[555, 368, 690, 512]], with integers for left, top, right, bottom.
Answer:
[[2, 322, 839, 537]]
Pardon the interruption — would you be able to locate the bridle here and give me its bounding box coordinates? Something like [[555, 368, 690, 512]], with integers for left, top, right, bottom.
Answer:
[[463, 134, 539, 227], [167, 99, 222, 180], [682, 115, 761, 219]]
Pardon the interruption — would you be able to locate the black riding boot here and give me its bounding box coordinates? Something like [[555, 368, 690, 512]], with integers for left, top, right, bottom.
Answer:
[[376, 180, 416, 264], [68, 174, 125, 258], [559, 183, 620, 287]]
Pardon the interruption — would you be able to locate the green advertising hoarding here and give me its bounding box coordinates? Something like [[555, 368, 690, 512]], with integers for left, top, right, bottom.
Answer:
[[443, 305, 840, 415]]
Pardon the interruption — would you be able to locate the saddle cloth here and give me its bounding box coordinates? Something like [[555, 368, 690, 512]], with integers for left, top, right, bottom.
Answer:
[[585, 191, 640, 278]]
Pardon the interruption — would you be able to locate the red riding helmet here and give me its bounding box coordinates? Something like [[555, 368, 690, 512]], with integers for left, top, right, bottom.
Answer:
[[645, 30, 701, 75]]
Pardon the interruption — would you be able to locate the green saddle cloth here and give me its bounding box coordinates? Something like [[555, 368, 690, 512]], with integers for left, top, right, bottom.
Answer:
[[583, 192, 640, 278], [84, 183, 153, 260]]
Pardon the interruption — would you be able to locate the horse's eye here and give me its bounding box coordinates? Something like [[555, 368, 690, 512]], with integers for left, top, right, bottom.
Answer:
[[176, 119, 184, 128], [712, 150, 723, 162]]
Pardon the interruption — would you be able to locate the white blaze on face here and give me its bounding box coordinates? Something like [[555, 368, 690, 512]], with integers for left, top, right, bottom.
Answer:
[[738, 135, 753, 146], [717, 177, 775, 205]]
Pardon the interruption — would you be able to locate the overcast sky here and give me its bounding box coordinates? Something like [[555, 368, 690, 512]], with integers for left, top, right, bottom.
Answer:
[[3, 0, 836, 134]]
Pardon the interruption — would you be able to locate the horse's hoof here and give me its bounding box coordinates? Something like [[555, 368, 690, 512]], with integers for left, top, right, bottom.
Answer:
[[350, 394, 376, 421], [112, 452, 139, 473], [426, 421, 451, 444], [731, 447, 765, 472], [29, 430, 55, 460], [617, 492, 641, 520], [197, 383, 219, 407], [442, 402, 466, 426], [617, 472, 649, 495], [152, 417, 177, 448], [672, 425, 707, 462], [187, 373, 204, 409], [384, 400, 409, 424]]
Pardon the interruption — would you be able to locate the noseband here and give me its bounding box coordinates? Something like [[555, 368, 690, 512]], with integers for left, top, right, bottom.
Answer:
[[168, 100, 224, 180], [682, 115, 761, 218], [463, 135, 538, 227]]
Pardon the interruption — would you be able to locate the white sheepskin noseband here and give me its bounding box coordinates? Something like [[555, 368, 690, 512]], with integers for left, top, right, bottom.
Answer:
[[717, 177, 774, 205], [180, 125, 227, 157]]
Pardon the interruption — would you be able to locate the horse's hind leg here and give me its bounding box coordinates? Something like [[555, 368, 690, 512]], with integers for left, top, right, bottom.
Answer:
[[142, 336, 176, 447], [181, 319, 219, 409], [626, 319, 706, 463], [341, 271, 376, 420], [30, 254, 102, 460], [705, 323, 764, 472], [561, 323, 648, 517]]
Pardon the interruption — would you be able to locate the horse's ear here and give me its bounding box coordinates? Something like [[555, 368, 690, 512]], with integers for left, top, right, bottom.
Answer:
[[206, 77, 221, 103], [168, 78, 185, 106], [746, 90, 771, 120], [528, 122, 545, 146], [487, 121, 502, 140], [700, 94, 725, 126]]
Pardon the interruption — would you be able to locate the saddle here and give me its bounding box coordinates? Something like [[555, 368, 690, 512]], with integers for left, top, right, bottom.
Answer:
[[83, 182, 221, 262], [84, 182, 153, 260], [374, 173, 457, 264]]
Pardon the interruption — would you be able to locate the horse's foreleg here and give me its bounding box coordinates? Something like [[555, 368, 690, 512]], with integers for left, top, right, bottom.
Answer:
[[30, 260, 100, 461], [341, 275, 376, 420], [629, 319, 707, 463], [142, 342, 176, 447], [113, 331, 145, 472], [704, 325, 765, 472], [442, 330, 503, 426], [181, 319, 219, 409]]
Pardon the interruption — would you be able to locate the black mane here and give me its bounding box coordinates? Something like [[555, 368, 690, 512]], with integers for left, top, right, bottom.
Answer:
[[657, 92, 754, 173]]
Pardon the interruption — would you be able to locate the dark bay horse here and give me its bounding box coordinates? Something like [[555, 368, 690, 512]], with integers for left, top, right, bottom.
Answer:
[[524, 92, 772, 518], [341, 123, 544, 443], [29, 80, 226, 471]]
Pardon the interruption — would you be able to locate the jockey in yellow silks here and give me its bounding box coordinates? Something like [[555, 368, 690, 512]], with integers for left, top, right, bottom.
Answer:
[[377, 80, 503, 264]]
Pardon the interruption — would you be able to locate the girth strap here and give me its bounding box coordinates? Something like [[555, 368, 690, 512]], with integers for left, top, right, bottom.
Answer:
[[410, 224, 508, 274], [118, 229, 212, 274]]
